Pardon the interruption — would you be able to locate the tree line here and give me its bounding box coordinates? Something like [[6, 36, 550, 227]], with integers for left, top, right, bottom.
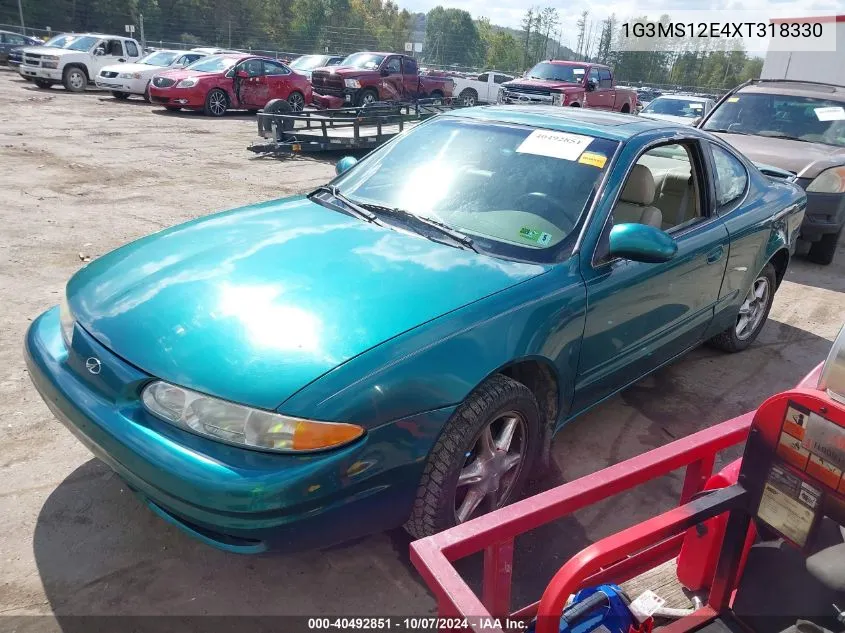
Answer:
[[7, 0, 763, 89]]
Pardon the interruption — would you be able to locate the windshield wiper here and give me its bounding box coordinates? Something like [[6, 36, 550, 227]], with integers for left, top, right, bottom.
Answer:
[[758, 133, 811, 143], [705, 128, 749, 135], [355, 202, 479, 253], [309, 185, 381, 224]]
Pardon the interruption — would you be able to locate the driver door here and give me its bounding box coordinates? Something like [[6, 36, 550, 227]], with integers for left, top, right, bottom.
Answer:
[[571, 139, 730, 414], [236, 58, 269, 108], [92, 39, 126, 75], [379, 56, 403, 101]]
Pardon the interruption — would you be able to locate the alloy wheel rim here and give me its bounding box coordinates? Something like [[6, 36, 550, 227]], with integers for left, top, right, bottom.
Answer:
[[362, 93, 375, 105], [289, 93, 304, 111], [209, 91, 226, 115], [736, 276, 769, 340], [69, 71, 85, 90], [463, 94, 476, 106], [454, 412, 527, 523]]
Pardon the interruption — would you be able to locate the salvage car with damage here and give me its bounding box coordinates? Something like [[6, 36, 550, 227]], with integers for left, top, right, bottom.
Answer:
[[25, 107, 805, 553]]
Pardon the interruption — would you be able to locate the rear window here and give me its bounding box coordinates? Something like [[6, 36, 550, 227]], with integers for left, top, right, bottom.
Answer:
[[703, 91, 845, 148]]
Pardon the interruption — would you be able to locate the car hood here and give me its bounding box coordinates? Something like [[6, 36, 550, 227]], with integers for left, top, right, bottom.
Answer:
[[711, 132, 845, 177], [316, 66, 376, 77], [503, 78, 583, 92], [639, 113, 698, 125], [21, 45, 76, 56], [67, 196, 546, 410]]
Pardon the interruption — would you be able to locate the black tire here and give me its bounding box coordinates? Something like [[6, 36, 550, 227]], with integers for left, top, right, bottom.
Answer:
[[34, 79, 52, 89], [807, 229, 841, 265], [620, 103, 630, 113], [62, 66, 87, 92], [203, 88, 228, 117], [286, 90, 305, 112], [458, 88, 478, 106], [143, 82, 151, 103], [164, 105, 181, 112], [260, 98, 293, 134], [404, 374, 542, 539], [570, 102, 581, 107], [708, 262, 777, 353], [111, 91, 130, 100], [357, 88, 378, 107]]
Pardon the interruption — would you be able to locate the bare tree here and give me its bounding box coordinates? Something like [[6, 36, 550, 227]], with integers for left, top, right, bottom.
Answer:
[[575, 10, 588, 60]]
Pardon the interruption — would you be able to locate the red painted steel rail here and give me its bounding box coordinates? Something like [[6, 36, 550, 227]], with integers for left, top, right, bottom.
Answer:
[[410, 365, 824, 633]]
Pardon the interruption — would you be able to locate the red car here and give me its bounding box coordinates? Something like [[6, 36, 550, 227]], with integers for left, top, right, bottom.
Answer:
[[149, 54, 312, 116]]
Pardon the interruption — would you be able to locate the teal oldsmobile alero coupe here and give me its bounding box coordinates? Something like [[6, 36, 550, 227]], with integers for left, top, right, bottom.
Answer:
[[25, 107, 806, 553]]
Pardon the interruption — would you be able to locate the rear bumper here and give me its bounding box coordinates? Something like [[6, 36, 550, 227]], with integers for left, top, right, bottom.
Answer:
[[25, 308, 452, 553], [794, 183, 845, 241]]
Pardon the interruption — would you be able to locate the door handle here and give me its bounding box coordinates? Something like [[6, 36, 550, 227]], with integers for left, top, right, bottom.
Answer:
[[118, 58, 126, 62], [707, 245, 725, 264]]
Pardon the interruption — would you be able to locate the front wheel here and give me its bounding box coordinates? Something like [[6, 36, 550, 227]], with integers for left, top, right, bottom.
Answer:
[[286, 90, 305, 112], [708, 263, 776, 352], [111, 91, 129, 100], [404, 374, 542, 539], [357, 88, 378, 107], [203, 88, 228, 117], [34, 79, 53, 89], [807, 229, 841, 265], [62, 66, 87, 92]]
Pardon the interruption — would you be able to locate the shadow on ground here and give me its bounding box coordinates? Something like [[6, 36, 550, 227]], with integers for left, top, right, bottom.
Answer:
[[30, 321, 834, 630]]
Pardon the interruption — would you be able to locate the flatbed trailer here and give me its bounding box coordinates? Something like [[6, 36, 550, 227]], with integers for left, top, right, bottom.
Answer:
[[248, 99, 463, 157]]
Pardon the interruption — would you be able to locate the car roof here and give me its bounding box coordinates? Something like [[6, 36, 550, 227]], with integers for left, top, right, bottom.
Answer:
[[652, 94, 712, 102], [737, 80, 845, 101], [449, 105, 690, 141]]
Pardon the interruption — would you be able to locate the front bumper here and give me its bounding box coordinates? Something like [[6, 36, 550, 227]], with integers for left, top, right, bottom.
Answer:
[[19, 65, 62, 81], [95, 77, 146, 94], [793, 182, 845, 241], [25, 308, 452, 553], [148, 85, 206, 108], [313, 91, 352, 109]]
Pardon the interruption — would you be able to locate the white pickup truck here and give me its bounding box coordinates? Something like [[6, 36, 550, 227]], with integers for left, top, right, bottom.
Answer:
[[451, 71, 515, 106], [19, 33, 142, 92]]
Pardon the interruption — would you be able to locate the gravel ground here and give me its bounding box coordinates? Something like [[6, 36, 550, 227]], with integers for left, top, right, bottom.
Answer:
[[0, 70, 843, 629]]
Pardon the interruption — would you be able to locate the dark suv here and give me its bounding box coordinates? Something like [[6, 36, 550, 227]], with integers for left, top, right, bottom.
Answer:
[[698, 79, 845, 264], [1, 30, 41, 67]]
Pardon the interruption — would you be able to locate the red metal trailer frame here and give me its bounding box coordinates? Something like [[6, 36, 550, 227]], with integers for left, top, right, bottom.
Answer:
[[410, 364, 825, 633]]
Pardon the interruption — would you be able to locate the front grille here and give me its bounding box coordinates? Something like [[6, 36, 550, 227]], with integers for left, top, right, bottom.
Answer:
[[100, 70, 119, 78], [500, 86, 556, 104], [153, 76, 175, 88], [23, 53, 42, 67], [312, 70, 344, 94]]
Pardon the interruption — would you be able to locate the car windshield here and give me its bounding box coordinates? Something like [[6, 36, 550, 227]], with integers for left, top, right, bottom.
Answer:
[[185, 55, 238, 73], [703, 91, 845, 147], [340, 52, 385, 70], [642, 97, 706, 118], [139, 51, 179, 66], [526, 62, 586, 83], [290, 55, 328, 70], [331, 117, 618, 261], [43, 35, 98, 51]]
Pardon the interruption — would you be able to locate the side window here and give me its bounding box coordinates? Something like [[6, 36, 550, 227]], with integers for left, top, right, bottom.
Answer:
[[263, 60, 290, 75], [403, 57, 417, 75], [125, 40, 139, 57], [6, 34, 26, 45], [598, 68, 612, 90], [242, 59, 263, 76], [106, 40, 124, 56], [494, 74, 510, 84], [385, 57, 401, 74], [589, 68, 601, 89], [710, 144, 748, 206], [613, 143, 704, 233], [477, 72, 489, 82]]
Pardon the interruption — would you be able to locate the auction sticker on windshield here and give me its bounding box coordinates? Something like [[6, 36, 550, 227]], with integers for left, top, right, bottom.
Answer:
[[517, 130, 594, 161], [578, 151, 608, 168], [814, 106, 845, 121]]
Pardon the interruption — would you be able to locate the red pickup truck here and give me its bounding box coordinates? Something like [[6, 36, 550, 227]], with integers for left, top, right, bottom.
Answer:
[[310, 52, 454, 109], [498, 60, 637, 113]]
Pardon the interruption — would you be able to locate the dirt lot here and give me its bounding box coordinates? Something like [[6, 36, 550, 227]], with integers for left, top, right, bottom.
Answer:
[[0, 70, 843, 630]]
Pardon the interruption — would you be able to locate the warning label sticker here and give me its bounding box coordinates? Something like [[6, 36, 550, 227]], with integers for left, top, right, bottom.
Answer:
[[783, 404, 809, 440], [757, 465, 820, 546], [777, 431, 811, 470], [802, 412, 845, 471]]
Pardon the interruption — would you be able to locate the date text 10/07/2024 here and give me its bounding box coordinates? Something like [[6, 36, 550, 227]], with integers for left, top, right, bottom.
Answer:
[[307, 617, 530, 630]]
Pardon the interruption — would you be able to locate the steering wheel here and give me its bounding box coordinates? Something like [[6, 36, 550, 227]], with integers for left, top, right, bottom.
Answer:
[[514, 192, 571, 224]]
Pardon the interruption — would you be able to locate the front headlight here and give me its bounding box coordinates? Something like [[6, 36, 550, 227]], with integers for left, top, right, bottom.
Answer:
[[141, 381, 365, 452], [119, 72, 142, 79], [344, 78, 361, 89], [176, 77, 199, 88], [806, 166, 845, 193], [59, 296, 74, 348]]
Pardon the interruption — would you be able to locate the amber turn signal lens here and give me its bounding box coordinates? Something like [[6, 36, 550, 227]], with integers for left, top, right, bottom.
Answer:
[[292, 420, 365, 451]]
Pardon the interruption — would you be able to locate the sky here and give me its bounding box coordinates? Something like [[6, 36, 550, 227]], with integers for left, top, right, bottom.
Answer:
[[401, 0, 845, 53]]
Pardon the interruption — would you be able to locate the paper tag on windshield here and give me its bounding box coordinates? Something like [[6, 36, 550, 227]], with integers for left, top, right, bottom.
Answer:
[[516, 129, 593, 161], [814, 106, 845, 121], [629, 590, 665, 623]]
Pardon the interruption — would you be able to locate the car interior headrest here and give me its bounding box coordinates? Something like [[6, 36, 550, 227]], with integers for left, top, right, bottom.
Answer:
[[621, 164, 656, 206]]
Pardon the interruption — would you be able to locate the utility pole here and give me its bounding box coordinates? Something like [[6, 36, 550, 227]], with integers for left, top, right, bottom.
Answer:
[[228, 19, 232, 48], [139, 14, 146, 49], [17, 0, 25, 32]]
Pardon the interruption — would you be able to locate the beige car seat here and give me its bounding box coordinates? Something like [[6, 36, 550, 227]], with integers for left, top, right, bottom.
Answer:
[[613, 164, 663, 229]]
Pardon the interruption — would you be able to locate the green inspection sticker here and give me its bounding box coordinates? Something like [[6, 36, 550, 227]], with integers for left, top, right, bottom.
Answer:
[[519, 227, 552, 246]]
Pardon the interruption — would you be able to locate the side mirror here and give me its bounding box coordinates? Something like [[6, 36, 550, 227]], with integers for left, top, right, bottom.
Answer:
[[608, 223, 677, 263], [336, 155, 358, 175], [236, 70, 249, 78], [380, 67, 390, 77], [586, 80, 597, 92], [692, 116, 702, 126], [94, 48, 105, 56]]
